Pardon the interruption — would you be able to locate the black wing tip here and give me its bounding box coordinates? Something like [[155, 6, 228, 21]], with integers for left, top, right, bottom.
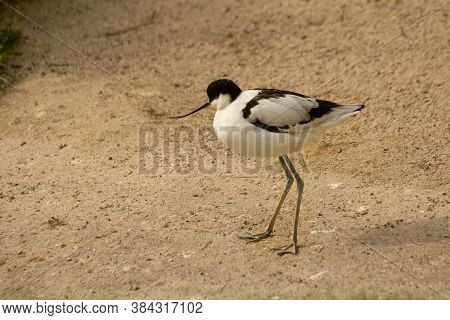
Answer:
[[358, 104, 366, 111]]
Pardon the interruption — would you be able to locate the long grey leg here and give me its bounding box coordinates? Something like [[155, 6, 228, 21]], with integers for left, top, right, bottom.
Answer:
[[239, 156, 294, 242], [274, 155, 304, 255]]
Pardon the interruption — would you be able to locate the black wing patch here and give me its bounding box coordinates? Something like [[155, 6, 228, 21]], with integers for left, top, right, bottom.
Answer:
[[297, 99, 339, 124], [251, 119, 290, 133]]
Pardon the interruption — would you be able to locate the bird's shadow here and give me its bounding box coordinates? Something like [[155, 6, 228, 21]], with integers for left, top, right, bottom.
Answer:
[[355, 216, 449, 246]]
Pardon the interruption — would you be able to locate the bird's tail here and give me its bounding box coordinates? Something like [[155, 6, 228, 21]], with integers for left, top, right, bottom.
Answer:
[[300, 104, 365, 147], [332, 104, 365, 122], [314, 104, 365, 128]]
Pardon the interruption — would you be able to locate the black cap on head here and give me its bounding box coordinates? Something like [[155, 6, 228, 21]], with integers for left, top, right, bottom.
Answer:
[[206, 79, 242, 102]]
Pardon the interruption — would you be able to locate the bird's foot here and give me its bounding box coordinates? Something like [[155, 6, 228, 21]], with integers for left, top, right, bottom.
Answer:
[[238, 230, 272, 243], [271, 242, 299, 256]]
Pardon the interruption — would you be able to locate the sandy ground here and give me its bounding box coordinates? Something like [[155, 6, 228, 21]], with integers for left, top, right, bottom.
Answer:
[[0, 0, 449, 299]]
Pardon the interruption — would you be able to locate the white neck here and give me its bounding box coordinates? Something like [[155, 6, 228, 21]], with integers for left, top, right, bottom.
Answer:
[[211, 94, 232, 110]]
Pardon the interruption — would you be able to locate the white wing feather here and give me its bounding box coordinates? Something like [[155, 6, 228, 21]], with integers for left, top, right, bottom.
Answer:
[[247, 95, 318, 126]]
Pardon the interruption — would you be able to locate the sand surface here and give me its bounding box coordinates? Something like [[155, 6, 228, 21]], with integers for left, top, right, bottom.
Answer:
[[0, 0, 449, 299]]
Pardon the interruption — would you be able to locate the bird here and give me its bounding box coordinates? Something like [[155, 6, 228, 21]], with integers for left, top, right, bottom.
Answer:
[[172, 79, 365, 255]]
